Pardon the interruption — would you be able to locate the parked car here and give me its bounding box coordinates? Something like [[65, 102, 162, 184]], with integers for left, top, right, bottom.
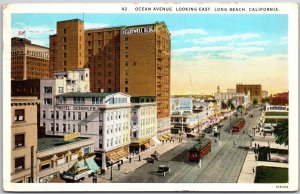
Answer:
[[157, 165, 170, 176], [187, 133, 196, 138], [205, 127, 213, 133]]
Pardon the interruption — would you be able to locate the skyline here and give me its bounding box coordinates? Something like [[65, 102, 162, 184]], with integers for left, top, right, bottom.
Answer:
[[11, 13, 288, 95]]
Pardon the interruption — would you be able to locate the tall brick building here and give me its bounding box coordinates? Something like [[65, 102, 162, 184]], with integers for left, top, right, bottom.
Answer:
[[11, 37, 49, 80], [50, 20, 171, 134], [236, 83, 262, 103], [269, 92, 289, 105]]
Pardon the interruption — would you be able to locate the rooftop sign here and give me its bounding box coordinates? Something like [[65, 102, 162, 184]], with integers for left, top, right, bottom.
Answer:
[[64, 133, 80, 141], [123, 26, 155, 35]]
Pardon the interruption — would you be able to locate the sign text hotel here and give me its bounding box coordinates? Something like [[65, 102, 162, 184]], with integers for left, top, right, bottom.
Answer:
[[56, 105, 98, 111], [123, 26, 155, 35]]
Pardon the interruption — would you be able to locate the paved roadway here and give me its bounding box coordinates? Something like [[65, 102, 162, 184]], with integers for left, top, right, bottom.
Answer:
[[115, 108, 262, 183]]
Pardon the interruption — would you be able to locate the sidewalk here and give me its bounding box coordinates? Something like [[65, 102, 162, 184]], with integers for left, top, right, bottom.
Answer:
[[82, 138, 183, 183], [238, 147, 288, 183]]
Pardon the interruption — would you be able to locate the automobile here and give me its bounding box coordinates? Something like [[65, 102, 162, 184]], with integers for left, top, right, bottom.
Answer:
[[157, 165, 170, 176], [187, 133, 196, 138], [261, 126, 275, 132], [146, 157, 155, 163], [151, 151, 160, 161], [205, 127, 213, 133]]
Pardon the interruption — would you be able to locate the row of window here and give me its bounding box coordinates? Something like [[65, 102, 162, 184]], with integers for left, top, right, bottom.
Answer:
[[43, 111, 90, 121], [100, 135, 129, 149]]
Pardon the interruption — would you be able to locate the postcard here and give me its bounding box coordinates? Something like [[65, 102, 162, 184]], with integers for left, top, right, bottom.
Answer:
[[2, 2, 299, 192]]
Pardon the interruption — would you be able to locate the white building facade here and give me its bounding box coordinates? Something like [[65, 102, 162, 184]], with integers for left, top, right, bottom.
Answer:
[[41, 92, 132, 170]]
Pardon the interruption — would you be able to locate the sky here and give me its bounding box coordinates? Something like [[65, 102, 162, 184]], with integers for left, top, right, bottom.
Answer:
[[11, 13, 288, 95]]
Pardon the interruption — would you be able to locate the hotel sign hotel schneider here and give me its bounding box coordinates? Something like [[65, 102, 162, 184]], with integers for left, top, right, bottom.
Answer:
[[56, 105, 98, 111], [122, 26, 155, 35], [64, 133, 81, 141]]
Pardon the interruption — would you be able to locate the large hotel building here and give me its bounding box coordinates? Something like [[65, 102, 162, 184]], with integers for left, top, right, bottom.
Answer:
[[11, 37, 50, 80], [50, 19, 171, 134]]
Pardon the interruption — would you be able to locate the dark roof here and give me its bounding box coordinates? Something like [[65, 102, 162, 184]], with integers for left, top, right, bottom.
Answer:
[[189, 138, 211, 151], [56, 92, 116, 98], [38, 136, 90, 151]]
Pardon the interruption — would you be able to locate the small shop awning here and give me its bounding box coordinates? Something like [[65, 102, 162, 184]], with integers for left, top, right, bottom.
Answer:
[[106, 147, 129, 162], [151, 136, 161, 145], [158, 136, 165, 141], [130, 138, 149, 147], [166, 132, 173, 138], [162, 134, 170, 139]]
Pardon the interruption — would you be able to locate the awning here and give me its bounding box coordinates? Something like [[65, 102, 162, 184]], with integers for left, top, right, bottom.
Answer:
[[162, 134, 170, 139], [158, 136, 165, 141], [67, 155, 100, 174], [130, 138, 149, 147], [166, 132, 173, 138], [151, 136, 161, 145], [106, 146, 129, 162]]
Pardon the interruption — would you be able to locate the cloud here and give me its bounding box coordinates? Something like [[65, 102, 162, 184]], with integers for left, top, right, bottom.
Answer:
[[278, 36, 288, 45], [171, 28, 207, 36], [191, 33, 259, 44], [84, 22, 109, 29], [232, 40, 271, 47]]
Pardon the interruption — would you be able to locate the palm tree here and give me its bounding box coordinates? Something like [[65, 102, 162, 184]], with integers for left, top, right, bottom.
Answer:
[[273, 120, 288, 146]]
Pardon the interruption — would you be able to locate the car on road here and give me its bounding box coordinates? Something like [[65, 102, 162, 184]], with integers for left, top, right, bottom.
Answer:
[[205, 127, 213, 133], [157, 165, 170, 176], [261, 126, 275, 132], [187, 133, 196, 138]]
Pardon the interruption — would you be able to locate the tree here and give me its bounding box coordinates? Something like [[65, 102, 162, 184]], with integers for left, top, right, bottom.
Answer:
[[221, 101, 228, 109], [273, 120, 288, 146]]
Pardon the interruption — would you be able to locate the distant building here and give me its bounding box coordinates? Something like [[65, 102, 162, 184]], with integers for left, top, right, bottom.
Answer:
[[262, 91, 269, 99], [227, 89, 236, 93], [269, 92, 288, 106], [264, 104, 288, 124], [11, 96, 40, 183], [236, 83, 262, 102], [11, 37, 49, 80]]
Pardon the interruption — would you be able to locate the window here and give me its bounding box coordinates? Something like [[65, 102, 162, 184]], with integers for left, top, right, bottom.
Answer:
[[99, 112, 103, 121], [85, 125, 88, 131], [64, 45, 66, 50], [15, 109, 25, 121], [42, 111, 46, 119], [56, 111, 59, 119], [78, 125, 81, 132], [73, 97, 85, 104], [63, 111, 66, 119], [63, 124, 66, 132], [92, 97, 101, 104], [58, 87, 64, 93], [40, 162, 51, 171], [125, 87, 128, 93], [15, 157, 25, 171], [99, 126, 103, 135], [99, 140, 103, 149], [78, 112, 81, 120], [64, 29, 66, 34], [51, 123, 54, 131], [85, 112, 88, 119], [73, 124, 75, 132], [125, 78, 128, 84], [68, 124, 70, 131], [73, 112, 75, 120], [56, 124, 59, 131], [125, 61, 128, 67], [15, 134, 25, 148], [125, 51, 128, 58], [84, 147, 90, 155], [44, 87, 52, 93], [64, 37, 66, 42], [44, 98, 52, 105]]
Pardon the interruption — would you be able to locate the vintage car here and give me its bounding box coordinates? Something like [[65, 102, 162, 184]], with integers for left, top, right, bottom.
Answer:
[[157, 165, 170, 176]]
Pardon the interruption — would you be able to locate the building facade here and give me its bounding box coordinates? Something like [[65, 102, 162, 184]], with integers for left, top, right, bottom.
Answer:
[[41, 92, 132, 170], [50, 20, 172, 135], [269, 92, 288, 105], [11, 37, 49, 80], [11, 97, 39, 183], [236, 83, 262, 102], [52, 19, 85, 72], [130, 96, 158, 153], [37, 135, 94, 183], [261, 90, 269, 99]]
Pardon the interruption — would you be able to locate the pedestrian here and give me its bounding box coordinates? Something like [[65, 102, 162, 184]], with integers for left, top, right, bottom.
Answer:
[[172, 139, 175, 143], [252, 167, 255, 174], [93, 174, 97, 183], [254, 143, 257, 148], [118, 163, 121, 171], [255, 155, 258, 161]]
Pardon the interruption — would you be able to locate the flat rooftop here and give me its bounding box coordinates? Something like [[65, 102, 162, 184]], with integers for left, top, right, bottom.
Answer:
[[38, 136, 90, 152]]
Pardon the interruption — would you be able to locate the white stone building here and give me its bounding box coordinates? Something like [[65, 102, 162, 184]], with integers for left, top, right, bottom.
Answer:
[[130, 96, 159, 153]]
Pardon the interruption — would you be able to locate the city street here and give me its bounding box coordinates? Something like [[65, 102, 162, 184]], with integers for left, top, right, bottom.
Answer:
[[114, 108, 262, 183]]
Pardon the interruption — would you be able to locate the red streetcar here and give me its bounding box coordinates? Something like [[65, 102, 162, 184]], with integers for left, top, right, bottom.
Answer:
[[188, 138, 211, 162], [231, 118, 246, 133]]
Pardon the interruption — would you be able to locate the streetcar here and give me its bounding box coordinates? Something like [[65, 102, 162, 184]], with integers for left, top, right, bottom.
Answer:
[[188, 138, 211, 162], [231, 118, 246, 133]]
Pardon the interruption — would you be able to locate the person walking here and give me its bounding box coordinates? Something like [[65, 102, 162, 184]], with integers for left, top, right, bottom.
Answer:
[[252, 167, 255, 174], [93, 174, 97, 183]]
